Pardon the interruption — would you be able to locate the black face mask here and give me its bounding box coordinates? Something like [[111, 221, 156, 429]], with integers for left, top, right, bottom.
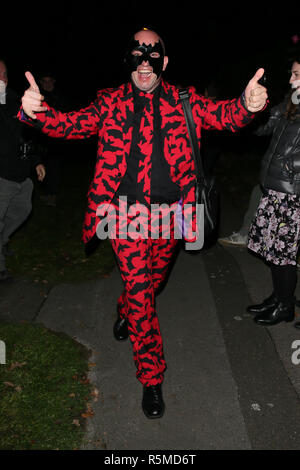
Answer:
[[125, 38, 165, 77]]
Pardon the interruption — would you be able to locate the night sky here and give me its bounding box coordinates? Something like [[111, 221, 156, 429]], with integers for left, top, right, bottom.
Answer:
[[4, 2, 300, 105]]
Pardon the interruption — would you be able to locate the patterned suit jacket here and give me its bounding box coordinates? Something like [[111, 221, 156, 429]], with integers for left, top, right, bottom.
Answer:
[[18, 80, 255, 243]]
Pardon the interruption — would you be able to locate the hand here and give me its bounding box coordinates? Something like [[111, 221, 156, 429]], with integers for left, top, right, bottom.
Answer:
[[244, 68, 268, 113], [36, 164, 46, 182], [21, 71, 47, 119]]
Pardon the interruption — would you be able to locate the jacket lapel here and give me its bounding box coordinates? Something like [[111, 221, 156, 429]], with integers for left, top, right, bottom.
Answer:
[[159, 80, 196, 188]]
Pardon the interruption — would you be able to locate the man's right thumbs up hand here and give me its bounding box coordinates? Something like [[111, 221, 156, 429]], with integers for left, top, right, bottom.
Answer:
[[21, 71, 47, 119]]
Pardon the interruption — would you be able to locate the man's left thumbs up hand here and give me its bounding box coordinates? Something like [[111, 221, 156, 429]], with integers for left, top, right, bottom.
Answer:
[[244, 68, 268, 113]]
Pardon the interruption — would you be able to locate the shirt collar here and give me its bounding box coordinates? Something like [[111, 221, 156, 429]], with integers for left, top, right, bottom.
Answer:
[[131, 80, 162, 101]]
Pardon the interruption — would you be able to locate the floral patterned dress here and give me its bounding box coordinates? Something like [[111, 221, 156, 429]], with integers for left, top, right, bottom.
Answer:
[[247, 189, 300, 265]]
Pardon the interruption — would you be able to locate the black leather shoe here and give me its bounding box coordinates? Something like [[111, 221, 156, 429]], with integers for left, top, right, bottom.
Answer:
[[294, 322, 300, 329], [113, 316, 128, 341], [142, 384, 165, 419], [254, 302, 295, 326], [247, 293, 278, 315]]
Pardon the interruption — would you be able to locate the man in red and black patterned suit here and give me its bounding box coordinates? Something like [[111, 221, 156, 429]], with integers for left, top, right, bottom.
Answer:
[[19, 28, 268, 419]]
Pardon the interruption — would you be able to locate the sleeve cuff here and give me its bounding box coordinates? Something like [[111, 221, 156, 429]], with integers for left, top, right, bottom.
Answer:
[[17, 107, 36, 125], [17, 102, 50, 125]]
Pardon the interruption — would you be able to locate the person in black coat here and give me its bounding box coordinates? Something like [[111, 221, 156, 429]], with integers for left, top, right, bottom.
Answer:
[[0, 59, 45, 281], [246, 53, 300, 327]]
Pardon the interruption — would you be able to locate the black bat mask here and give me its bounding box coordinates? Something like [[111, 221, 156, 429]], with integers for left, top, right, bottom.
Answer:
[[125, 38, 165, 77]]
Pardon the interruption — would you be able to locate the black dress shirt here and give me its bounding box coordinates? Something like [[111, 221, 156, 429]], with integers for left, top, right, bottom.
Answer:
[[115, 83, 180, 205]]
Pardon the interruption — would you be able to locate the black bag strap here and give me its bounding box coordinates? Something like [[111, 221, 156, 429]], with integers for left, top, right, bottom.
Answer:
[[178, 89, 205, 185]]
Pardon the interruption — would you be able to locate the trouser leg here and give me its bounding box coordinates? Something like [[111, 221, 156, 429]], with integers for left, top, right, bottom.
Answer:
[[2, 178, 33, 245], [110, 234, 178, 386], [0, 178, 25, 271], [0, 198, 10, 272]]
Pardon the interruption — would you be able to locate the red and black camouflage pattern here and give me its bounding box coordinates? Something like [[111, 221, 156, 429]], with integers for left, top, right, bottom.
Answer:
[[18, 79, 255, 385], [108, 198, 178, 385], [18, 80, 255, 244]]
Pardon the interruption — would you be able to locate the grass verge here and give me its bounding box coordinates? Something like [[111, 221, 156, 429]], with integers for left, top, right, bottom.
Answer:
[[0, 322, 93, 450]]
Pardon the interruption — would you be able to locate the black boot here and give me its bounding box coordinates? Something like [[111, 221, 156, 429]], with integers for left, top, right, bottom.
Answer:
[[254, 301, 295, 326], [142, 384, 165, 419], [247, 293, 278, 315], [113, 316, 128, 341]]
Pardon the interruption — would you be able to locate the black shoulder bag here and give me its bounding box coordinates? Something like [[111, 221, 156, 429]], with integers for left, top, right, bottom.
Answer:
[[179, 89, 219, 243]]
